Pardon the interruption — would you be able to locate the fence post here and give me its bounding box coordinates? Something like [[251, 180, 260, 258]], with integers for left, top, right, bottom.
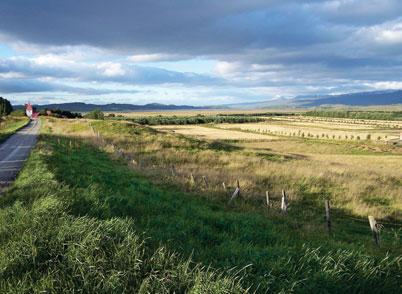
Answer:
[[189, 173, 195, 186], [368, 216, 380, 246], [266, 191, 270, 208], [236, 179, 240, 198], [325, 200, 331, 233], [229, 187, 240, 204], [222, 182, 226, 190], [171, 165, 176, 176], [281, 190, 288, 213], [202, 176, 208, 187]]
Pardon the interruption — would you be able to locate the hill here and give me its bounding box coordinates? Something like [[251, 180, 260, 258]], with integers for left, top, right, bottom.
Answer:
[[13, 90, 402, 112], [296, 90, 402, 106], [15, 102, 212, 112]]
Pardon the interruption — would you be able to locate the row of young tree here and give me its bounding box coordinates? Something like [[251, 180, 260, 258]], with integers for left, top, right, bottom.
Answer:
[[304, 110, 402, 121], [0, 97, 13, 117], [126, 115, 264, 125]]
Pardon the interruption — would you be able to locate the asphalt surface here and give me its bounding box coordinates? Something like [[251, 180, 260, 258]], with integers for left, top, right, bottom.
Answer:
[[0, 119, 40, 188]]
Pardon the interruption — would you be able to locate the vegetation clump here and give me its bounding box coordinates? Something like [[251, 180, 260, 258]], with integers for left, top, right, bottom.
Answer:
[[40, 108, 82, 119], [84, 109, 105, 120], [0, 97, 13, 117], [123, 114, 264, 125], [304, 110, 402, 121]]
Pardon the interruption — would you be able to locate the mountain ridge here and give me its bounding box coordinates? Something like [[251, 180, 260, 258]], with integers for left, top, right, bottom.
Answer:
[[14, 90, 402, 112]]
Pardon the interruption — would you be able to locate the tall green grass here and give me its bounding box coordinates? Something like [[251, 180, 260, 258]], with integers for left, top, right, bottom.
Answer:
[[0, 140, 245, 293], [1, 130, 401, 292]]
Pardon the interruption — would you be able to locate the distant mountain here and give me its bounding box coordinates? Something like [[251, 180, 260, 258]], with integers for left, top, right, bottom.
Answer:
[[219, 90, 402, 109], [14, 90, 402, 112], [16, 102, 213, 112], [295, 90, 402, 106]]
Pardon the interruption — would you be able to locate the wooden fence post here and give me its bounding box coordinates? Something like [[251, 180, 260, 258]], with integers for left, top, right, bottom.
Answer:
[[368, 216, 380, 246], [189, 173, 195, 186], [281, 190, 288, 213], [325, 200, 331, 233], [229, 187, 240, 204], [202, 176, 208, 187], [171, 165, 176, 176], [265, 191, 270, 208], [228, 180, 241, 203]]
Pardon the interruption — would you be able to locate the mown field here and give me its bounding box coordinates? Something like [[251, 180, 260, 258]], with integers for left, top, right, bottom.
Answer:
[[0, 114, 401, 293]]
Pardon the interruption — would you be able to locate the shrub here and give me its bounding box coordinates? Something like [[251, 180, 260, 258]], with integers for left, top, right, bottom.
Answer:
[[84, 109, 105, 120]]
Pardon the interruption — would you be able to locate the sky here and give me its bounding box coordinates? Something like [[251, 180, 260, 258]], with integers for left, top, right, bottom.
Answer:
[[1, 0, 402, 106]]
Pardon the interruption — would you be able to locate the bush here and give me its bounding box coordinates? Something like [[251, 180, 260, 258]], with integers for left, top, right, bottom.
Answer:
[[84, 109, 105, 120]]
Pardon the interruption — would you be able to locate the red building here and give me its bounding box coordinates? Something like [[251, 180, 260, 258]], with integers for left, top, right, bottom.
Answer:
[[24, 103, 39, 119]]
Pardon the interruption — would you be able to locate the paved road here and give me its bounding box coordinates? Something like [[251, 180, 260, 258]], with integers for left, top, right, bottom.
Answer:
[[0, 119, 40, 188]]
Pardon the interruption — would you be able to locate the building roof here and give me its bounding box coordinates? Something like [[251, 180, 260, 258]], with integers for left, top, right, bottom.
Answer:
[[25, 103, 33, 111]]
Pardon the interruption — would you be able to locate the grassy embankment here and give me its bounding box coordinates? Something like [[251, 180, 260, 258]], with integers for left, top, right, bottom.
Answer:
[[0, 117, 400, 292], [0, 116, 29, 143], [0, 120, 245, 293]]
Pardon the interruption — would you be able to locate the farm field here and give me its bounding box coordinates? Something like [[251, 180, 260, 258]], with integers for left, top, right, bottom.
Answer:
[[155, 125, 275, 140], [1, 114, 401, 292], [216, 117, 401, 142]]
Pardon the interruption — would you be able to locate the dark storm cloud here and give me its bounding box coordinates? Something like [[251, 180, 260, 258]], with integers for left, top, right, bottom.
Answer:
[[1, 0, 402, 100], [0, 0, 345, 54]]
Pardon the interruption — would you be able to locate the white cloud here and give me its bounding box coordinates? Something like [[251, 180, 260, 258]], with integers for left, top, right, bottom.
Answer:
[[214, 61, 242, 75], [96, 62, 126, 77], [375, 24, 402, 44], [0, 72, 24, 78], [368, 81, 402, 89], [33, 54, 75, 67]]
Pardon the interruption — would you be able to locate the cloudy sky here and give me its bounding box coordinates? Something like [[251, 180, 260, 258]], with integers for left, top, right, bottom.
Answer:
[[1, 0, 402, 105]]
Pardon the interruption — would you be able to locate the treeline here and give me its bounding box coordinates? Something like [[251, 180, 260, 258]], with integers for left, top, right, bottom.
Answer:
[[0, 97, 13, 116], [40, 108, 82, 119], [125, 115, 265, 125], [304, 110, 402, 121]]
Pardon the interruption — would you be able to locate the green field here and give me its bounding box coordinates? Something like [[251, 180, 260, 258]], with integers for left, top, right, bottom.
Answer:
[[0, 117, 400, 293]]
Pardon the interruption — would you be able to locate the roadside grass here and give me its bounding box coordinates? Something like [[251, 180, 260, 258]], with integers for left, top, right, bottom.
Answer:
[[0, 137, 246, 293], [1, 118, 401, 292], [0, 116, 29, 143]]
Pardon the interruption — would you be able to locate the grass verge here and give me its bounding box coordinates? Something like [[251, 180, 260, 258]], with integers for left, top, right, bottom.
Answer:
[[0, 116, 29, 143]]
